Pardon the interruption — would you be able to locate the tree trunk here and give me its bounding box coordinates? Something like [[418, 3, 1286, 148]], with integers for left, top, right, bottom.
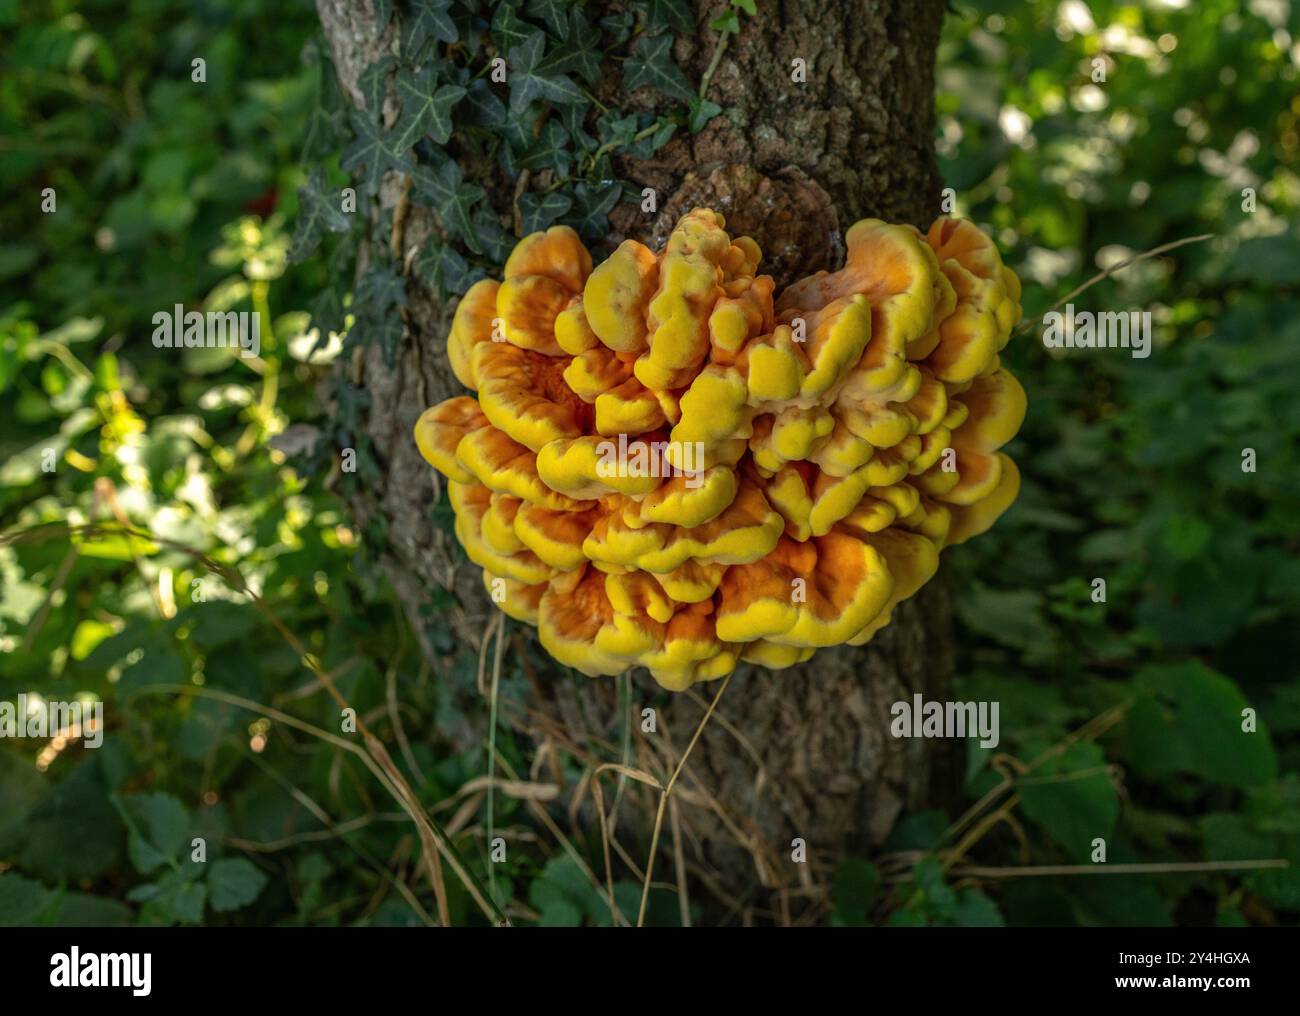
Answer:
[[316, 0, 955, 920]]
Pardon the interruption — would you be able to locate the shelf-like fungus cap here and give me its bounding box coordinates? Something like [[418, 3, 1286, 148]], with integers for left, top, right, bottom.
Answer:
[[414, 208, 1026, 689]]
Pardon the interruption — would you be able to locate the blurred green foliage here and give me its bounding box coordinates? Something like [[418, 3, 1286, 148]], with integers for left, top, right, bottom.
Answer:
[[1, 0, 1297, 927]]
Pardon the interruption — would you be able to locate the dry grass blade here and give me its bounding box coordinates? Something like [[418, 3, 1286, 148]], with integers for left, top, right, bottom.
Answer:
[[457, 775, 560, 801], [592, 762, 664, 791], [637, 673, 732, 927]]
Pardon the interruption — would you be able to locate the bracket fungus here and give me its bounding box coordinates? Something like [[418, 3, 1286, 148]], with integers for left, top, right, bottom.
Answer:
[[414, 209, 1026, 691]]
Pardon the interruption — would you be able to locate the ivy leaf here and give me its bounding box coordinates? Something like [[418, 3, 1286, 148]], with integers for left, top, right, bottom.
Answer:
[[638, 0, 694, 35], [348, 262, 408, 365], [526, 0, 571, 37], [471, 210, 513, 263], [517, 120, 572, 174], [623, 35, 694, 103], [709, 8, 740, 34], [566, 181, 621, 242], [688, 97, 723, 134], [498, 103, 540, 152], [560, 103, 596, 153], [412, 158, 485, 248], [416, 239, 487, 298], [357, 56, 396, 117], [392, 66, 466, 150], [629, 120, 677, 158], [491, 2, 533, 54], [462, 78, 507, 128], [290, 167, 350, 263], [372, 0, 394, 28], [600, 11, 634, 44], [596, 110, 639, 149], [518, 191, 573, 233], [507, 31, 586, 113], [341, 113, 415, 195], [300, 103, 347, 163], [348, 313, 404, 366], [536, 11, 603, 85], [355, 263, 408, 318], [401, 0, 458, 56]]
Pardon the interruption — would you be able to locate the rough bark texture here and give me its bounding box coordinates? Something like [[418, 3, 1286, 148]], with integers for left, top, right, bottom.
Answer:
[[317, 0, 956, 917]]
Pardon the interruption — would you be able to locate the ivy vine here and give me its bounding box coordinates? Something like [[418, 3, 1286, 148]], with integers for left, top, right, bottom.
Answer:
[[288, 0, 754, 501]]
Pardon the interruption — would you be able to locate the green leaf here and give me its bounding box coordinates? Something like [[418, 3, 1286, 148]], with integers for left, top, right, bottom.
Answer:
[[401, 0, 458, 56], [599, 11, 634, 44], [209, 858, 269, 912], [120, 792, 190, 874], [48, 893, 132, 927], [630, 120, 677, 158], [1017, 744, 1119, 860], [638, 0, 694, 35], [19, 758, 122, 880], [1226, 231, 1300, 287], [955, 583, 1056, 655], [623, 34, 695, 103], [128, 870, 207, 925], [355, 263, 408, 319], [290, 167, 350, 263], [566, 181, 621, 242], [829, 859, 880, 926], [188, 601, 258, 649], [300, 103, 347, 164], [516, 120, 572, 174], [357, 56, 396, 117], [709, 9, 740, 34], [391, 66, 465, 150], [341, 113, 415, 196], [411, 158, 485, 248], [507, 31, 586, 112], [491, 2, 534, 55], [0, 872, 53, 926], [526, 0, 571, 37], [416, 239, 488, 297], [517, 191, 572, 233], [688, 97, 722, 134], [1126, 661, 1277, 788], [462, 78, 507, 127], [536, 11, 603, 85], [950, 888, 1005, 927]]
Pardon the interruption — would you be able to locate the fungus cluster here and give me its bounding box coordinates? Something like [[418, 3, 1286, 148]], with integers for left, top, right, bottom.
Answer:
[[415, 209, 1026, 690]]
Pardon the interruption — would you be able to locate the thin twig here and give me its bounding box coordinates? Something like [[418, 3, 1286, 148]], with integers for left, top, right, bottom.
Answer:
[[1014, 233, 1214, 337]]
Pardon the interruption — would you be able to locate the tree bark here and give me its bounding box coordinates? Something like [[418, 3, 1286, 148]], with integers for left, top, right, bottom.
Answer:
[[317, 0, 955, 921]]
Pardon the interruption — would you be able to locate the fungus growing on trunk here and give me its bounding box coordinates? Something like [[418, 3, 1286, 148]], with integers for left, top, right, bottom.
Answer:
[[414, 210, 1025, 690]]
